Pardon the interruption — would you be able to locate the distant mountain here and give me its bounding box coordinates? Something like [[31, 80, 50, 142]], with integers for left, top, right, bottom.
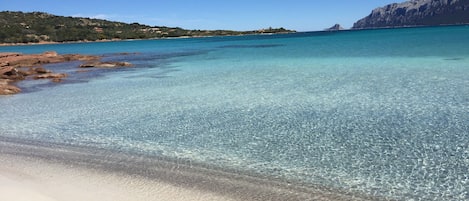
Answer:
[[353, 0, 469, 29], [0, 11, 294, 44]]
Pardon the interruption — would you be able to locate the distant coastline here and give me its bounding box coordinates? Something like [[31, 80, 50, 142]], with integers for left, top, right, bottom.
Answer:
[[0, 38, 133, 47], [0, 32, 295, 47], [3, 24, 469, 47], [0, 11, 295, 46]]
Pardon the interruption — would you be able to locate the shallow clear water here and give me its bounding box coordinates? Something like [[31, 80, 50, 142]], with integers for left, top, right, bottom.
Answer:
[[1, 26, 469, 200]]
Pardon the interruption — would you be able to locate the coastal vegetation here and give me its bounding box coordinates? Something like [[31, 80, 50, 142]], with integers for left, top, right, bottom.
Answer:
[[0, 11, 294, 44]]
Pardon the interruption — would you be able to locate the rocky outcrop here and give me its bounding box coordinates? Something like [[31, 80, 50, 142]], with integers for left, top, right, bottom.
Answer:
[[353, 0, 469, 29], [0, 80, 21, 95], [33, 73, 68, 82], [0, 51, 114, 95], [4, 52, 100, 67], [1, 51, 100, 68], [324, 24, 345, 31], [0, 66, 22, 80], [0, 51, 132, 95], [33, 67, 51, 74], [0, 65, 23, 95]]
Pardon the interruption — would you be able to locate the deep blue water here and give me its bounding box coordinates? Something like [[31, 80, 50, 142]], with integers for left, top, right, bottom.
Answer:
[[1, 26, 469, 200]]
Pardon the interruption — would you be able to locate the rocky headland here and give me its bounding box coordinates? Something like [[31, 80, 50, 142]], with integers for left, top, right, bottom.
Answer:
[[353, 0, 469, 29], [0, 51, 133, 95]]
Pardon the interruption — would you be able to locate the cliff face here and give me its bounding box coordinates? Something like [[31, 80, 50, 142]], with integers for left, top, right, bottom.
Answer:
[[353, 0, 469, 29]]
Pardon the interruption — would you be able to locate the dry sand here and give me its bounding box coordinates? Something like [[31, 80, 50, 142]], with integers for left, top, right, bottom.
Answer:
[[0, 154, 238, 201]]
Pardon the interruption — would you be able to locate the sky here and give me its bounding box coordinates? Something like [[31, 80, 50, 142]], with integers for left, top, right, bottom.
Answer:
[[0, 0, 403, 31]]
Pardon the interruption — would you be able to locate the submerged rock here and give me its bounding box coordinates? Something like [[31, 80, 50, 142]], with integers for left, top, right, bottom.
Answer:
[[33, 73, 68, 80], [79, 61, 133, 68], [17, 67, 37, 76], [0, 78, 21, 95], [0, 66, 23, 95], [34, 67, 51, 74], [63, 54, 100, 62]]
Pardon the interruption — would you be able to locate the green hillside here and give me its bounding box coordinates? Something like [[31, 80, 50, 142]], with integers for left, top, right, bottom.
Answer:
[[0, 11, 294, 44]]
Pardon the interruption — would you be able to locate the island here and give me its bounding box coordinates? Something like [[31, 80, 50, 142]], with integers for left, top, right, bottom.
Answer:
[[324, 24, 345, 31]]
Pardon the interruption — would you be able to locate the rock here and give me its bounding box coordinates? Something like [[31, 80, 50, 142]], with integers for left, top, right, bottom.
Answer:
[[0, 79, 10, 85], [0, 51, 131, 95], [42, 51, 58, 57], [79, 61, 133, 68], [0, 52, 21, 58], [0, 66, 23, 80], [34, 67, 51, 74], [76, 69, 91, 73], [51, 78, 63, 83], [0, 84, 21, 95], [17, 67, 37, 76], [0, 51, 101, 68], [33, 73, 68, 80], [324, 24, 345, 31], [63, 54, 100, 61], [0, 79, 21, 95], [0, 66, 16, 76], [7, 57, 41, 67], [115, 52, 139, 55], [353, 0, 469, 29]]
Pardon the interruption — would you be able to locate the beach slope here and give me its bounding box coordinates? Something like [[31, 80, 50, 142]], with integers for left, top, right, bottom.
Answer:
[[0, 137, 378, 201]]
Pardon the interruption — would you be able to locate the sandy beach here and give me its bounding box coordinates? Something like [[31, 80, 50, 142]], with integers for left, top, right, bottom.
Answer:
[[0, 137, 377, 201], [0, 154, 235, 201]]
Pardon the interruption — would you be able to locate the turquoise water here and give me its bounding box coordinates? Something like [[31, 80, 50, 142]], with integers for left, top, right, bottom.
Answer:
[[1, 26, 469, 200]]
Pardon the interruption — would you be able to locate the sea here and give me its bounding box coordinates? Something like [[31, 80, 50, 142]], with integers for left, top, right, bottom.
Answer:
[[1, 26, 468, 200]]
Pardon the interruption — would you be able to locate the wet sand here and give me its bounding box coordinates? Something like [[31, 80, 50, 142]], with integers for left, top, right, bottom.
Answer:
[[0, 137, 379, 201]]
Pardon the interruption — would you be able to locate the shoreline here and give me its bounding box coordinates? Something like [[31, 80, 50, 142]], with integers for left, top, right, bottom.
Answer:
[[2, 24, 468, 47], [0, 152, 235, 201], [0, 136, 381, 201], [0, 39, 130, 47], [0, 32, 297, 47]]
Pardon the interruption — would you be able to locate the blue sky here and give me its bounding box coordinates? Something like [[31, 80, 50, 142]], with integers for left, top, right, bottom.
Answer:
[[0, 0, 403, 31]]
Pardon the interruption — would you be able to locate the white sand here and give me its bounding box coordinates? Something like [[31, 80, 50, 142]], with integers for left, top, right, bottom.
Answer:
[[0, 138, 371, 201], [0, 155, 236, 201]]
